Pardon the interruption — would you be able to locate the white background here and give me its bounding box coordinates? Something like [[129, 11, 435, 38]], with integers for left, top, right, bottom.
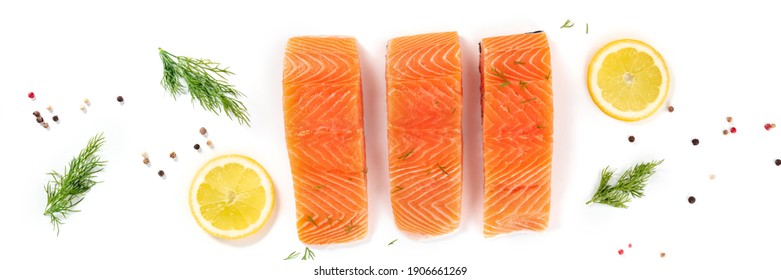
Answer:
[[1, 0, 779, 279]]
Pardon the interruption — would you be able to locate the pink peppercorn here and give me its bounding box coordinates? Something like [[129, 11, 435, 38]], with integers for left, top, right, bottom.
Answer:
[[28, 92, 35, 99], [618, 249, 624, 255], [730, 127, 737, 133]]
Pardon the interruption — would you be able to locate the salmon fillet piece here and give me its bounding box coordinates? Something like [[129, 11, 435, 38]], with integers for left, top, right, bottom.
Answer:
[[480, 32, 553, 237], [386, 32, 463, 237], [283, 36, 368, 245]]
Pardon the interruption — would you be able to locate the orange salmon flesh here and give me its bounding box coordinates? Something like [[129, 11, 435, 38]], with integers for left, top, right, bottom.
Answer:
[[386, 32, 463, 238], [480, 32, 553, 237], [283, 36, 368, 245]]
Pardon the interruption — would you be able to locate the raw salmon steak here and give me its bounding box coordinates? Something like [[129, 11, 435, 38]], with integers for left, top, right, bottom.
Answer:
[[283, 36, 368, 245], [480, 31, 553, 237], [386, 32, 463, 237]]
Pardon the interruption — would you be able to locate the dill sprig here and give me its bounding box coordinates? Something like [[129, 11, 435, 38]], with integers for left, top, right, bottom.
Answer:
[[586, 160, 663, 208], [43, 133, 107, 235], [489, 67, 511, 87], [345, 220, 356, 234], [158, 48, 250, 126], [305, 215, 318, 227], [284, 251, 300, 260], [302, 247, 316, 260], [437, 164, 449, 176], [285, 247, 315, 260], [520, 98, 537, 105], [398, 149, 414, 160], [388, 239, 398, 246], [561, 19, 575, 28], [519, 80, 528, 89]]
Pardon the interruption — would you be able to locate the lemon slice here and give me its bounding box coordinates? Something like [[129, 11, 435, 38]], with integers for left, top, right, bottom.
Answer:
[[587, 39, 670, 121], [189, 154, 275, 239]]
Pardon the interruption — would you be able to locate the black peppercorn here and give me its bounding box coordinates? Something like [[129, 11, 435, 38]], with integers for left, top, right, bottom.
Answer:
[[194, 144, 201, 150], [628, 135, 635, 143], [36, 116, 44, 123], [775, 159, 781, 166], [691, 138, 699, 146], [117, 96, 124, 102], [688, 196, 696, 204], [33, 111, 41, 117], [158, 170, 165, 177], [52, 115, 59, 122]]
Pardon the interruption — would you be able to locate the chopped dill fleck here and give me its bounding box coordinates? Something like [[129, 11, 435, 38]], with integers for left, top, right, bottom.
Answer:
[[305, 215, 318, 227], [437, 164, 449, 176]]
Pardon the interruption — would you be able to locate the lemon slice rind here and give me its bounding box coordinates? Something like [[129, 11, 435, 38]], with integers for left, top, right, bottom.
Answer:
[[189, 154, 275, 239], [587, 39, 670, 122]]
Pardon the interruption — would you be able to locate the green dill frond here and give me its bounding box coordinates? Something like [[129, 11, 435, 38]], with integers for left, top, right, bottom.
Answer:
[[586, 160, 663, 208], [158, 48, 250, 126], [283, 251, 300, 260], [302, 247, 315, 260], [43, 133, 107, 235], [489, 67, 512, 87], [561, 19, 575, 28]]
